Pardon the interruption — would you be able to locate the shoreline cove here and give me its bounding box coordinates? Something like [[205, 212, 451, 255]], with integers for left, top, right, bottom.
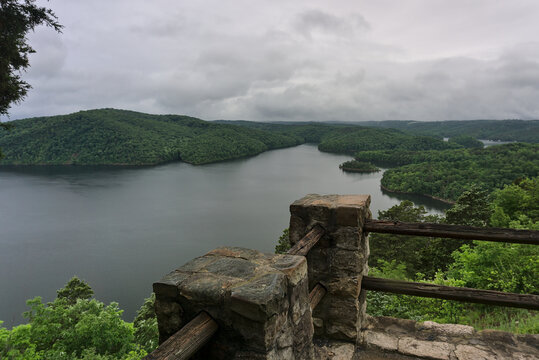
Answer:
[[380, 184, 456, 205]]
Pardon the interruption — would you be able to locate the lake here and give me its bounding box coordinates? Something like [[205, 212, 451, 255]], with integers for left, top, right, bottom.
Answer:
[[0, 144, 449, 326]]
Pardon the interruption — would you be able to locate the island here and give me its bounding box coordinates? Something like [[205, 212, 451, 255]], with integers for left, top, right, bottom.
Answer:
[[339, 160, 380, 173]]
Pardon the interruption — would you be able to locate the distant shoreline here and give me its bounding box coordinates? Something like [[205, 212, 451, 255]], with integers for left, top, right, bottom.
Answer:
[[340, 167, 380, 173], [0, 144, 300, 167], [380, 184, 455, 205]]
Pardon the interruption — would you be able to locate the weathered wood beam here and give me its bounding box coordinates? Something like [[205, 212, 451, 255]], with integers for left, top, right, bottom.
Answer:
[[364, 220, 539, 245], [361, 276, 539, 310], [144, 312, 218, 360], [309, 283, 327, 310], [288, 225, 325, 256]]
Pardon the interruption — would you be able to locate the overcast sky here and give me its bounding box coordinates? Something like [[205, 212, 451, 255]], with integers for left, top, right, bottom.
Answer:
[[7, 0, 539, 121]]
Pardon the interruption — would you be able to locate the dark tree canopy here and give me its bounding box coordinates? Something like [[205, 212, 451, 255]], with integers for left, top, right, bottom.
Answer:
[[0, 0, 62, 117], [445, 185, 492, 227], [56, 276, 94, 305]]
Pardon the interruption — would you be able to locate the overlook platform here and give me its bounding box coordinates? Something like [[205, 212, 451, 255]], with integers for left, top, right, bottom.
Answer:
[[314, 315, 538, 360], [146, 194, 539, 360]]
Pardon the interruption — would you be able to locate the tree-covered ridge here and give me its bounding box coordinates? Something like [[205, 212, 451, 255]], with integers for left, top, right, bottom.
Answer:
[[317, 127, 459, 154], [216, 120, 458, 154], [356, 148, 476, 167], [219, 119, 539, 143], [0, 109, 302, 165], [357, 119, 539, 143], [217, 121, 360, 144], [1, 110, 461, 166], [376, 143, 539, 201]]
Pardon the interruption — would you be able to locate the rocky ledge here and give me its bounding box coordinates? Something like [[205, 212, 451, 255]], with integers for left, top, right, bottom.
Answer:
[[360, 315, 538, 360]]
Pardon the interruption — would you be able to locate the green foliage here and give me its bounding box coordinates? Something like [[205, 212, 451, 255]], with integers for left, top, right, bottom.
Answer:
[[444, 179, 538, 321], [367, 182, 539, 333], [458, 307, 538, 334], [369, 201, 456, 279], [0, 109, 302, 166], [217, 122, 459, 159], [374, 200, 440, 223], [366, 273, 539, 333], [445, 178, 539, 295], [359, 119, 539, 143], [220, 119, 539, 143], [490, 177, 539, 229], [370, 259, 408, 281], [0, 0, 62, 117], [24, 297, 135, 358], [445, 185, 492, 227], [0, 111, 462, 166], [339, 160, 379, 173], [215, 121, 349, 144], [0, 278, 153, 360], [366, 270, 467, 324], [448, 242, 538, 294], [317, 127, 457, 155], [0, 122, 13, 159], [448, 135, 484, 148], [133, 294, 158, 353], [0, 322, 39, 359], [275, 228, 291, 254], [56, 276, 94, 305], [356, 148, 470, 167], [377, 143, 539, 201]]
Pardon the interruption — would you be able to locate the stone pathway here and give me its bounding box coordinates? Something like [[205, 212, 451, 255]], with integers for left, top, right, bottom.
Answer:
[[314, 316, 539, 360]]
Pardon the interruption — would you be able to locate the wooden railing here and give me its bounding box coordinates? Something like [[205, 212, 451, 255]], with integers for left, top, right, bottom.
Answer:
[[362, 219, 539, 310], [147, 218, 538, 359], [287, 225, 325, 256], [144, 312, 218, 360], [364, 220, 539, 245], [288, 225, 327, 310]]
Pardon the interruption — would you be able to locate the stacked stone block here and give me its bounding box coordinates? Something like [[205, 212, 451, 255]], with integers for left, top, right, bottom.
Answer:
[[289, 194, 371, 343], [153, 246, 314, 359]]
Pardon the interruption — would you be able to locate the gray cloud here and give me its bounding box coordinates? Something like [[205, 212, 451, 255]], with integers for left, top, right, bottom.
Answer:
[[293, 9, 370, 39], [6, 1, 539, 121]]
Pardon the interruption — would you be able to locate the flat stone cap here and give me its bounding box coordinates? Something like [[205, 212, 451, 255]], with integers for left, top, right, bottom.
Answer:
[[291, 194, 371, 209], [291, 194, 371, 226], [153, 247, 307, 322]]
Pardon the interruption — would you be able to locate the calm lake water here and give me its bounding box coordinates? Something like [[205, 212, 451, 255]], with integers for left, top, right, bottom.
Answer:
[[0, 144, 448, 326]]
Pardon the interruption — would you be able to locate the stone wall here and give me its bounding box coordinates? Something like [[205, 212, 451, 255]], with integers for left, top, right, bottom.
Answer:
[[289, 194, 371, 343], [153, 247, 314, 359]]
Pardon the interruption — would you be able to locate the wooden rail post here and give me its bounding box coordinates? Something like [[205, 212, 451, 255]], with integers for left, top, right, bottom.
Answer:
[[289, 194, 371, 343]]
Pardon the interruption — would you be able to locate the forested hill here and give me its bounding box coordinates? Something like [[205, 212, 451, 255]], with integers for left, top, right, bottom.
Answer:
[[215, 121, 459, 155], [219, 119, 539, 143], [373, 143, 539, 201], [0, 109, 302, 165], [355, 119, 539, 143], [1, 110, 459, 166]]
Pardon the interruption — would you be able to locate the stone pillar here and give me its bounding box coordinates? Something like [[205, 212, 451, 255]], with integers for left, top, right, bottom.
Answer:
[[153, 246, 314, 359], [289, 194, 371, 343]]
